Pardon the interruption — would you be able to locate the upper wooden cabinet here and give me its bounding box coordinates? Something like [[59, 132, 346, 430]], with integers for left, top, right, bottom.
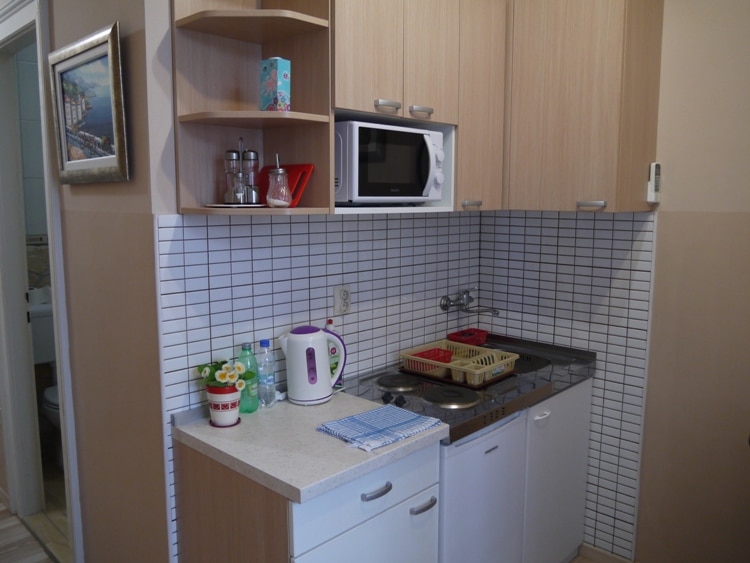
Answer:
[[171, 0, 333, 215], [455, 0, 509, 211], [505, 0, 664, 212], [333, 0, 460, 125]]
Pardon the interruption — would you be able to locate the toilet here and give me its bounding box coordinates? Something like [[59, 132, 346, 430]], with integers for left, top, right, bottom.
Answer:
[[29, 300, 61, 430], [41, 385, 60, 429]]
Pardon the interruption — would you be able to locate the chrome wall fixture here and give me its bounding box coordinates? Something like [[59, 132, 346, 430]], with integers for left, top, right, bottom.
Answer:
[[439, 287, 499, 316]]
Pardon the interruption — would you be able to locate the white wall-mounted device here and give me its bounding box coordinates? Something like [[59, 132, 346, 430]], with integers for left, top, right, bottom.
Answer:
[[647, 162, 661, 204]]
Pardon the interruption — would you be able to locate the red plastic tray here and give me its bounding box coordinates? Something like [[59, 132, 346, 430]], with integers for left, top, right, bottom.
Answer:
[[258, 163, 314, 208], [447, 329, 489, 346]]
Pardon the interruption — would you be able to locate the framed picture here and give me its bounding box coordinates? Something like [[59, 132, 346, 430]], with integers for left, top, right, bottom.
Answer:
[[49, 22, 128, 184]]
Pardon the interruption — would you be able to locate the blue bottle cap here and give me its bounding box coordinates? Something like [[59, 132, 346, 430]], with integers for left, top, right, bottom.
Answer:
[[260, 339, 270, 348]]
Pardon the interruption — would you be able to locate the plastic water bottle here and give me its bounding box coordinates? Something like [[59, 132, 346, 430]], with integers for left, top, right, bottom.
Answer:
[[257, 339, 277, 408], [237, 342, 258, 413]]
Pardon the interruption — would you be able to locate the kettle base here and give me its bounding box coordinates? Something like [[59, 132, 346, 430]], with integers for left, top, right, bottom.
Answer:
[[288, 393, 333, 406]]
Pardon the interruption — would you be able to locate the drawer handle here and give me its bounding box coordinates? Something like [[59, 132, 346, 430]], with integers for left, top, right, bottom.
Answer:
[[361, 481, 393, 502], [576, 200, 607, 210], [374, 99, 402, 111], [409, 496, 438, 516], [533, 410, 551, 421], [461, 200, 483, 208], [408, 105, 434, 117]]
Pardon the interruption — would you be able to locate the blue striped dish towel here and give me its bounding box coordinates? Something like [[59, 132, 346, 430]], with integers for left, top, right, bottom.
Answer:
[[317, 404, 442, 452]]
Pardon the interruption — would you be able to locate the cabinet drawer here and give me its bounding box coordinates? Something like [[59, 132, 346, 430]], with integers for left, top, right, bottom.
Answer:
[[290, 443, 439, 556], [292, 484, 440, 563]]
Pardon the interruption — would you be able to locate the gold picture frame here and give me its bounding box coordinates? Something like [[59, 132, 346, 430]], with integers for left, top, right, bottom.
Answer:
[[48, 22, 128, 184]]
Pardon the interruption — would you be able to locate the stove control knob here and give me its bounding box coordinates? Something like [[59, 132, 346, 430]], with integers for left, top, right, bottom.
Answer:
[[382, 391, 393, 404], [394, 395, 406, 407]]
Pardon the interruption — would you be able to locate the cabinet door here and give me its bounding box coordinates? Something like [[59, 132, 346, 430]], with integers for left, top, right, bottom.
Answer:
[[455, 0, 508, 210], [293, 484, 439, 563], [333, 0, 404, 116], [507, 0, 626, 210], [524, 379, 593, 563], [439, 413, 526, 563], [403, 0, 459, 124]]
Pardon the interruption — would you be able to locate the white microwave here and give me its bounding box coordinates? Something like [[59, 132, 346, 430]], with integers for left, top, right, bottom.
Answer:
[[335, 120, 445, 205]]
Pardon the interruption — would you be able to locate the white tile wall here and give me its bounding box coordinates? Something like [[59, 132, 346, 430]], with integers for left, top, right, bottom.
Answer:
[[157, 210, 654, 561], [481, 211, 655, 560]]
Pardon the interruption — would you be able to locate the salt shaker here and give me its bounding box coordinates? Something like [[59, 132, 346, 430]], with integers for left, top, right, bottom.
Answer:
[[223, 150, 241, 203], [242, 150, 260, 204]]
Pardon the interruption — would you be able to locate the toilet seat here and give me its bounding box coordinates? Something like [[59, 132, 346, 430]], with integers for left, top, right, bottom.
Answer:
[[42, 385, 59, 410]]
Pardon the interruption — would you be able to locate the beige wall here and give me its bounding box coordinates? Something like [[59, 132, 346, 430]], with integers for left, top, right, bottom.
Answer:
[[637, 1, 750, 561], [48, 0, 169, 560]]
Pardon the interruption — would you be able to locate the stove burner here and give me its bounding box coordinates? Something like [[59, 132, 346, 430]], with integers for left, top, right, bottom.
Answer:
[[423, 385, 481, 410], [376, 373, 421, 393]]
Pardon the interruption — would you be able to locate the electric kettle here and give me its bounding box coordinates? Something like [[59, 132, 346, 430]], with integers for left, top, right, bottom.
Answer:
[[279, 325, 347, 405]]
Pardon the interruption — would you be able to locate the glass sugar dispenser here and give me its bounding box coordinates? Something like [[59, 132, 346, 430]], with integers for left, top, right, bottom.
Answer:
[[266, 153, 292, 208]]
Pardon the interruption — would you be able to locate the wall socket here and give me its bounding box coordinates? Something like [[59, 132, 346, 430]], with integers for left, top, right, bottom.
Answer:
[[333, 286, 351, 315]]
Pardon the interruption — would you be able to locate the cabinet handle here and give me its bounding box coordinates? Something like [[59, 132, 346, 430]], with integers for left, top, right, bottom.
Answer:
[[408, 105, 434, 117], [533, 410, 551, 421], [409, 496, 438, 516], [374, 99, 402, 111], [575, 200, 607, 210], [360, 481, 393, 502], [461, 200, 483, 208]]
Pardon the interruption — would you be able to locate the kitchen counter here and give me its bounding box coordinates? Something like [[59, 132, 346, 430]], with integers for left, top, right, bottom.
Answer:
[[171, 391, 449, 504]]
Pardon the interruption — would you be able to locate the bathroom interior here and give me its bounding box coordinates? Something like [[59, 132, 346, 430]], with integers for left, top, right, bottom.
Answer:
[[16, 38, 68, 546]]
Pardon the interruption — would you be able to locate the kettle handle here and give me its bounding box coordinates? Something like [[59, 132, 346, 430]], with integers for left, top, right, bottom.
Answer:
[[323, 328, 347, 385]]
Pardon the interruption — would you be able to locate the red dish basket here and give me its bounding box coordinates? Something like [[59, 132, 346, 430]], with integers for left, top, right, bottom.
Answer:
[[447, 328, 489, 346], [414, 348, 454, 363]]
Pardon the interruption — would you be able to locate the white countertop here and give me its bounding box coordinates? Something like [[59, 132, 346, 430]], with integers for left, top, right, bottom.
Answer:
[[172, 391, 449, 504]]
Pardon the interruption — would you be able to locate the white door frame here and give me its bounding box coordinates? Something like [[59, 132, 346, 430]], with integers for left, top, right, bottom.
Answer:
[[0, 0, 83, 560]]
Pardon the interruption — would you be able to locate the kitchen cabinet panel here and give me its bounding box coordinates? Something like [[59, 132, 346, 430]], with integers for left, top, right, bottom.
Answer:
[[333, 0, 459, 124], [524, 378, 593, 563], [332, 0, 403, 117], [293, 484, 439, 563], [455, 0, 508, 211], [439, 412, 527, 563], [506, 0, 663, 212], [290, 442, 439, 556], [402, 0, 459, 124], [175, 437, 440, 562]]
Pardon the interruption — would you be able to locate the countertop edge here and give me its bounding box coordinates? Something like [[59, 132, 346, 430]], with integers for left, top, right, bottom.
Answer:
[[172, 396, 449, 504]]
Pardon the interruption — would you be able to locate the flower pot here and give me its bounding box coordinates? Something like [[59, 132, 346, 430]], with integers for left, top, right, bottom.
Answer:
[[206, 385, 241, 427]]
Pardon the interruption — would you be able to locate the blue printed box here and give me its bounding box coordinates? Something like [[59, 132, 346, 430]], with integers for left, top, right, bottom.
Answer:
[[260, 57, 291, 111]]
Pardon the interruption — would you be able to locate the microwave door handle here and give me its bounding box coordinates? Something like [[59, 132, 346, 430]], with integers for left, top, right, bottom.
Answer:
[[422, 134, 437, 197]]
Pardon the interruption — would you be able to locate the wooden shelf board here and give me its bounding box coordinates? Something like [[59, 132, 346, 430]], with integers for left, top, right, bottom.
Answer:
[[179, 111, 330, 127], [181, 206, 331, 216], [176, 10, 329, 43]]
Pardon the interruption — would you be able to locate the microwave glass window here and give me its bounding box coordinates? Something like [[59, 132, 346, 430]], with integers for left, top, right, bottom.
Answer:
[[357, 129, 429, 197]]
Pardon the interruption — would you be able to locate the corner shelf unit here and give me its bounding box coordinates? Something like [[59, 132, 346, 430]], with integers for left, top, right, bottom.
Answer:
[[171, 2, 333, 215]]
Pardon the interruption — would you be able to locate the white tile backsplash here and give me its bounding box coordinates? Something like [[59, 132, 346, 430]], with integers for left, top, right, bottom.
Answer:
[[157, 210, 654, 561]]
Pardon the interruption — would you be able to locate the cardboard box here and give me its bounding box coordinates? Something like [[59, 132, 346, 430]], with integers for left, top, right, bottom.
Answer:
[[260, 57, 291, 111]]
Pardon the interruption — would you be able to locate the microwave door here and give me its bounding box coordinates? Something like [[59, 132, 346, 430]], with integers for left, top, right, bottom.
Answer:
[[357, 129, 430, 200]]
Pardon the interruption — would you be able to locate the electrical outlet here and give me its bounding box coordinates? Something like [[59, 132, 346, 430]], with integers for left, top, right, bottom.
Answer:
[[333, 286, 351, 315]]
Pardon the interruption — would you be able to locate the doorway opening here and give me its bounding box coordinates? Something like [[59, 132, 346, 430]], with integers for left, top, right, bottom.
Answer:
[[0, 2, 82, 561]]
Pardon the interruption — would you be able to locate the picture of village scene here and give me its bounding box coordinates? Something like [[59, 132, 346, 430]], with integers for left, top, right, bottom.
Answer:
[[61, 54, 115, 161]]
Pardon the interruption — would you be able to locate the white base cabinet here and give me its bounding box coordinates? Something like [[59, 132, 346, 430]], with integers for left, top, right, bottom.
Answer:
[[524, 379, 594, 563], [439, 412, 527, 563], [290, 443, 440, 560], [293, 483, 439, 563]]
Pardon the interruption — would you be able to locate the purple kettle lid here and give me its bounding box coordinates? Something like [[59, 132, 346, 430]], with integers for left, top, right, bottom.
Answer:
[[290, 325, 320, 335]]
